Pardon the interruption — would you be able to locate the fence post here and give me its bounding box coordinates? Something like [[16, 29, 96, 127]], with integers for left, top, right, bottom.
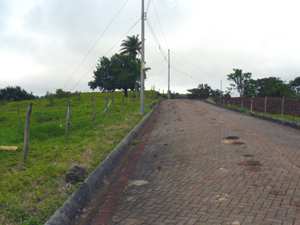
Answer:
[[264, 97, 267, 113], [66, 101, 70, 138], [122, 92, 124, 108], [91, 96, 95, 124], [241, 100, 243, 108], [106, 95, 108, 119], [281, 96, 285, 115], [111, 91, 115, 112], [136, 89, 138, 100], [128, 91, 130, 106], [251, 97, 253, 112], [22, 103, 33, 161], [132, 91, 134, 103]]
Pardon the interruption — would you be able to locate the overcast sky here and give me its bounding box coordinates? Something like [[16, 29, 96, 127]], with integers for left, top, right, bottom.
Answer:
[[1, 0, 300, 97]]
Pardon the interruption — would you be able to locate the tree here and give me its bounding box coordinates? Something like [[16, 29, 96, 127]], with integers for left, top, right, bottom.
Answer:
[[290, 77, 300, 94], [120, 35, 141, 60], [227, 68, 252, 97], [0, 86, 35, 101], [187, 83, 211, 99], [256, 77, 293, 97], [243, 79, 257, 97], [88, 54, 142, 97]]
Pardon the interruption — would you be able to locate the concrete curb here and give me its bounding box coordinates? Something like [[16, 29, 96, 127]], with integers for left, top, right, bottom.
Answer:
[[45, 101, 162, 225], [203, 99, 300, 131]]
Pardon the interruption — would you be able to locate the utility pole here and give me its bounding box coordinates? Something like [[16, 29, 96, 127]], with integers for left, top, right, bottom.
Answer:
[[168, 49, 170, 100], [140, 0, 145, 113], [220, 80, 222, 95]]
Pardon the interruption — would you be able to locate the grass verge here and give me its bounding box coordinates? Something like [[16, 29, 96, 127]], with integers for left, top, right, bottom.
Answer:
[[206, 98, 300, 123], [0, 91, 160, 225]]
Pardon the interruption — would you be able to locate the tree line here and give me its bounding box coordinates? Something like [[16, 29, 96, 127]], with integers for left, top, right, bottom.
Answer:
[[227, 68, 300, 98], [187, 68, 300, 99]]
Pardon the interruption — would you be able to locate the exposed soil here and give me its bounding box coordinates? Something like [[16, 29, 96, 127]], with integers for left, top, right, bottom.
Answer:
[[245, 166, 261, 172], [225, 136, 240, 140], [222, 140, 245, 145], [237, 160, 262, 167], [203, 175, 220, 180], [269, 190, 284, 196]]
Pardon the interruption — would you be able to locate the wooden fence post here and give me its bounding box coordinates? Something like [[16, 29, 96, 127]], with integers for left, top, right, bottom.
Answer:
[[66, 101, 70, 138], [136, 89, 138, 100], [111, 91, 115, 112], [91, 96, 95, 124], [241, 100, 243, 108], [122, 93, 124, 108], [264, 97, 267, 113], [251, 97, 253, 112], [18, 105, 24, 125], [22, 103, 33, 161], [281, 96, 285, 115], [106, 95, 108, 119], [128, 91, 130, 106], [132, 91, 134, 103]]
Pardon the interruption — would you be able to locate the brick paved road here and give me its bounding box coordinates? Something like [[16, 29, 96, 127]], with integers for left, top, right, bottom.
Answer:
[[98, 99, 300, 225]]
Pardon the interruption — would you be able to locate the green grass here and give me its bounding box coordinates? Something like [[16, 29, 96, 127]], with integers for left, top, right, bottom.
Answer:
[[0, 91, 161, 225]]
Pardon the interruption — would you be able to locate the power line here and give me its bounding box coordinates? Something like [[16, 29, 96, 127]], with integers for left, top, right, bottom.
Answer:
[[62, 0, 130, 90], [69, 19, 141, 92], [151, 1, 169, 49], [146, 0, 152, 13], [171, 50, 219, 80], [171, 65, 203, 83], [146, 18, 168, 62], [147, 67, 167, 83]]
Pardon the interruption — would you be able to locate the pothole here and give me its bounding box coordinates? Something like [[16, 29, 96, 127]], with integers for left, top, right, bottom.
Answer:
[[243, 154, 255, 157]]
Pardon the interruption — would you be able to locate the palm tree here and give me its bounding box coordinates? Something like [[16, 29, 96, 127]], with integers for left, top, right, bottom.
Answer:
[[120, 35, 141, 60]]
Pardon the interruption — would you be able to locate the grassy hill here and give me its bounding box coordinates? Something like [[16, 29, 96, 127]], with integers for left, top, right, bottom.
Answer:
[[0, 90, 161, 225]]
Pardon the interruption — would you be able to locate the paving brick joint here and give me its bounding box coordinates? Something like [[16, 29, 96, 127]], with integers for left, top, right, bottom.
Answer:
[[93, 99, 300, 225]]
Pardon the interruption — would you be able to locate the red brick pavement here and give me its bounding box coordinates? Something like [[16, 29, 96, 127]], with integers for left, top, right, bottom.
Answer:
[[94, 100, 300, 225]]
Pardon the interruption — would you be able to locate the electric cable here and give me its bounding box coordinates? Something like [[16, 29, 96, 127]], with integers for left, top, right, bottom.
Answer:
[[146, 18, 168, 62], [62, 0, 130, 90], [171, 50, 219, 80], [146, 0, 152, 13], [69, 19, 141, 92], [152, 1, 169, 49]]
